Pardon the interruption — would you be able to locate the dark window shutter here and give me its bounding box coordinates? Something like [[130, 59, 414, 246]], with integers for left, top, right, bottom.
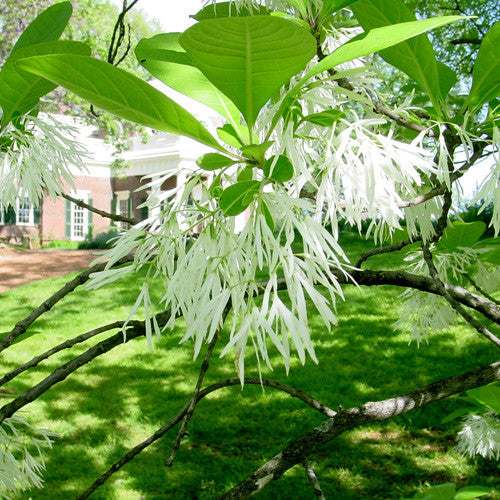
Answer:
[[65, 199, 71, 239], [127, 197, 133, 218], [5, 205, 16, 224], [110, 198, 117, 227], [33, 202, 41, 225], [140, 197, 148, 221], [87, 198, 93, 237]]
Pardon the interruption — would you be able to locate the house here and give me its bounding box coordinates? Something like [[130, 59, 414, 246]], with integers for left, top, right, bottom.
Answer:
[[0, 116, 212, 246]]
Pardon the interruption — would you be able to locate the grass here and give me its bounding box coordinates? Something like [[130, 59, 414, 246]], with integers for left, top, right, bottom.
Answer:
[[0, 232, 497, 499]]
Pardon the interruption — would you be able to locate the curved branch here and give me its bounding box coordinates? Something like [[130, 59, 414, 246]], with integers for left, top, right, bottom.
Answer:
[[348, 268, 500, 324], [0, 311, 172, 424], [77, 377, 336, 499], [0, 254, 135, 352], [220, 361, 500, 498], [62, 193, 138, 226], [0, 320, 143, 387]]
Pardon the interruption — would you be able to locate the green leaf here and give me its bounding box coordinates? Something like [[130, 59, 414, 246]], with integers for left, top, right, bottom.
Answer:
[[196, 153, 238, 171], [437, 61, 458, 98], [420, 483, 456, 500], [321, 0, 359, 20], [0, 41, 91, 128], [466, 383, 500, 412], [306, 13, 464, 108], [436, 222, 486, 252], [219, 180, 260, 216], [454, 486, 491, 500], [259, 199, 275, 231], [467, 22, 500, 113], [16, 54, 225, 152], [135, 33, 241, 124], [241, 141, 274, 163], [11, 1, 73, 53], [301, 109, 346, 127], [180, 16, 316, 129], [441, 407, 475, 424], [217, 123, 246, 148], [191, 1, 271, 21], [349, 0, 464, 109], [237, 166, 254, 181], [263, 155, 294, 182], [474, 237, 500, 265]]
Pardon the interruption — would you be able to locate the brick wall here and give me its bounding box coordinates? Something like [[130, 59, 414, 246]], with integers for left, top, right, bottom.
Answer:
[[41, 175, 112, 242]]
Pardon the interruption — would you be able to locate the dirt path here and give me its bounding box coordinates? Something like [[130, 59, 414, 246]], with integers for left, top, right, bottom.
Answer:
[[0, 246, 99, 293]]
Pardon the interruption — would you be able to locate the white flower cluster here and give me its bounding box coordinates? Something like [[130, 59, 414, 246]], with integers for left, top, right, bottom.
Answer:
[[0, 415, 56, 496], [471, 126, 500, 236], [89, 173, 348, 375], [456, 411, 500, 460], [0, 115, 87, 207]]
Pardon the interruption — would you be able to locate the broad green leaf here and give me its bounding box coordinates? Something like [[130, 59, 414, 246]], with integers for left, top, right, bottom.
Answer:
[[17, 54, 225, 152], [241, 141, 274, 164], [474, 237, 500, 265], [135, 33, 241, 124], [196, 153, 238, 170], [237, 166, 254, 181], [263, 155, 294, 182], [321, 0, 359, 20], [420, 483, 456, 500], [349, 0, 464, 109], [466, 383, 500, 412], [219, 180, 260, 215], [0, 41, 91, 128], [437, 61, 458, 98], [454, 486, 491, 500], [441, 407, 474, 424], [191, 1, 271, 21], [11, 1, 73, 53], [217, 123, 245, 148], [301, 109, 346, 127], [180, 16, 316, 129], [320, 0, 464, 107], [436, 222, 486, 252], [310, 16, 465, 76], [467, 22, 500, 113]]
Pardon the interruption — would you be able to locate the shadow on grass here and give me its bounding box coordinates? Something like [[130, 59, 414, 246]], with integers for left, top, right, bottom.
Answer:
[[3, 283, 496, 500]]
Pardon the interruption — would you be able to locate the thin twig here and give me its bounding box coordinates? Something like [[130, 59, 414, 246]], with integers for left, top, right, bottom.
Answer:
[[302, 458, 326, 500], [77, 376, 336, 499], [421, 243, 500, 348], [220, 361, 500, 498], [165, 332, 220, 467], [62, 193, 138, 225], [0, 320, 143, 387], [0, 255, 135, 352]]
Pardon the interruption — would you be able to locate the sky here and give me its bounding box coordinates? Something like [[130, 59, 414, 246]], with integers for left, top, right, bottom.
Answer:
[[112, 0, 205, 32]]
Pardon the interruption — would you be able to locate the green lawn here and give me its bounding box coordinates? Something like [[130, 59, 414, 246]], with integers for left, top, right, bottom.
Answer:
[[0, 233, 497, 499]]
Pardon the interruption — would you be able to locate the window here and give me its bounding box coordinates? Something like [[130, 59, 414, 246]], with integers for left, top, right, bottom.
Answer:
[[16, 197, 34, 225], [114, 191, 131, 230], [68, 191, 90, 241]]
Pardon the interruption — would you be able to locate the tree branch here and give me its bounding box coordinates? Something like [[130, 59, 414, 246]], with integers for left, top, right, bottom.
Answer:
[[0, 255, 135, 352], [77, 377, 336, 499], [450, 37, 482, 45], [62, 193, 138, 226], [0, 320, 143, 387], [302, 458, 326, 500], [165, 330, 220, 467], [220, 361, 500, 498], [421, 243, 500, 348], [0, 311, 171, 425]]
